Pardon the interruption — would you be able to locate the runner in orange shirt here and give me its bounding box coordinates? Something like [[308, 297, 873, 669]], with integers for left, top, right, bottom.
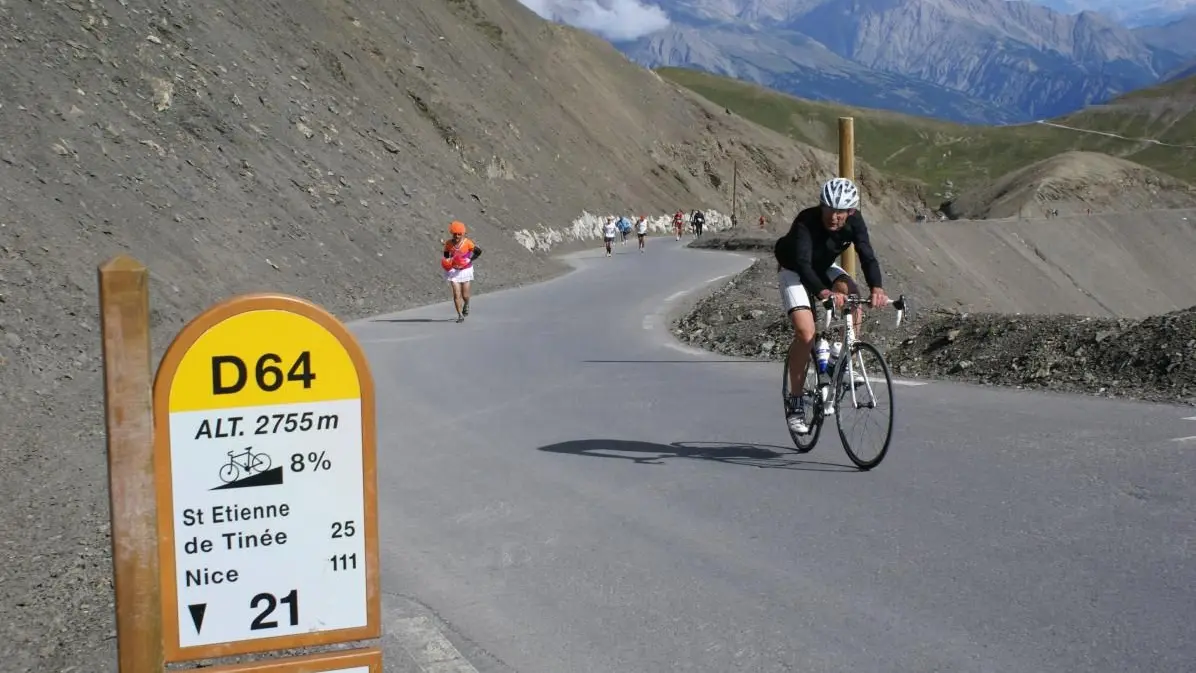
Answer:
[[441, 220, 483, 323]]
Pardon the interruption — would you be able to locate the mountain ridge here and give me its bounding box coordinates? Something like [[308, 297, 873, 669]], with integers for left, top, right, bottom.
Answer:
[[657, 66, 1196, 192], [605, 0, 1188, 123]]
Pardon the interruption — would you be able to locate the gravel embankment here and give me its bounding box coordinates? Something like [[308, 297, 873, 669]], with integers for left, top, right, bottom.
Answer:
[[673, 252, 1196, 406]]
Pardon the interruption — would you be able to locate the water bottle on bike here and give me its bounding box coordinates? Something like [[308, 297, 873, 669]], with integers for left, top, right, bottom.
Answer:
[[814, 337, 835, 411], [815, 337, 831, 375]]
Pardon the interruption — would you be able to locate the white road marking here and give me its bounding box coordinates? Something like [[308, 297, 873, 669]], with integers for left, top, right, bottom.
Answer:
[[661, 337, 718, 357], [892, 379, 928, 387], [392, 616, 481, 673], [1170, 436, 1196, 443], [649, 273, 733, 329], [1183, 416, 1196, 421]]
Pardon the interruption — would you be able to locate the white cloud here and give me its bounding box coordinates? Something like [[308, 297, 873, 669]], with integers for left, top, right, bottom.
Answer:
[[517, 0, 671, 42]]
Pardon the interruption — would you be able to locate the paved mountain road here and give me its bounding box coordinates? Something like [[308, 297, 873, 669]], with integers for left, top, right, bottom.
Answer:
[[350, 240, 1195, 673]]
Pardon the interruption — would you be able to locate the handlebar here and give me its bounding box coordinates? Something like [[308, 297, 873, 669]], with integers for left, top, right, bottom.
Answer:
[[821, 293, 907, 329]]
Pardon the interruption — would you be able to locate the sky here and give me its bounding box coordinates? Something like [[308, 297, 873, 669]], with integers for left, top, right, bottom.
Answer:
[[515, 0, 671, 41]]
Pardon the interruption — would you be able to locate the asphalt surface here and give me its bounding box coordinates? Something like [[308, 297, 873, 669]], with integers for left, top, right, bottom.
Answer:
[[350, 238, 1196, 673]]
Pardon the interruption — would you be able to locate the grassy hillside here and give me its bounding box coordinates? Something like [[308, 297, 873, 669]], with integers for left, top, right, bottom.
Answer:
[[657, 67, 1196, 194]]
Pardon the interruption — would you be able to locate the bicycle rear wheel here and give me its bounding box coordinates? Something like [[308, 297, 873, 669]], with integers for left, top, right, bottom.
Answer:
[[782, 354, 822, 452], [833, 341, 895, 470]]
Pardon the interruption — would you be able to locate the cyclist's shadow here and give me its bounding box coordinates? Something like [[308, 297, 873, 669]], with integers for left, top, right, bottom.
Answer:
[[537, 439, 858, 472]]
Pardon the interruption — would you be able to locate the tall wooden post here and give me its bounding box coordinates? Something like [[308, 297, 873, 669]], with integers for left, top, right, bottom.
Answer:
[[731, 161, 738, 227], [98, 255, 163, 673], [838, 117, 858, 278]]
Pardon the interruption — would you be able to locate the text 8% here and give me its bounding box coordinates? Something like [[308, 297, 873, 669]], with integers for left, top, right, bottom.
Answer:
[[290, 451, 332, 472]]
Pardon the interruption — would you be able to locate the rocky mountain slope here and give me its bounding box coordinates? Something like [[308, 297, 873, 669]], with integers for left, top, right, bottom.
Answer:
[[1133, 14, 1196, 59], [1165, 59, 1196, 81], [941, 151, 1196, 218], [1041, 0, 1196, 28], [625, 23, 1017, 122], [0, 1, 930, 671], [610, 0, 1187, 123]]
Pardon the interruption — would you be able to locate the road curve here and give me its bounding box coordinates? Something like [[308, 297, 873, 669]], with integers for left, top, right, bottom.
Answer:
[[349, 238, 1196, 673]]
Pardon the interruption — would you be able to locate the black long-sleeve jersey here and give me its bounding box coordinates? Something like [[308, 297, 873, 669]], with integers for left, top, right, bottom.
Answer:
[[773, 206, 883, 295]]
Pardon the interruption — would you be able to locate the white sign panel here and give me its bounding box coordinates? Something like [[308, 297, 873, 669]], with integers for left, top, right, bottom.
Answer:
[[169, 399, 366, 647]]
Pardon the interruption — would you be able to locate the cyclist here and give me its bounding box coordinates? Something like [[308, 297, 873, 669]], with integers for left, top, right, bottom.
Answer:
[[442, 220, 482, 323], [774, 177, 888, 434]]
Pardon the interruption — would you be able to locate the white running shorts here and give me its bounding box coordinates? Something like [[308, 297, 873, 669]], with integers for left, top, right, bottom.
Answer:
[[778, 264, 847, 313], [445, 265, 474, 284]]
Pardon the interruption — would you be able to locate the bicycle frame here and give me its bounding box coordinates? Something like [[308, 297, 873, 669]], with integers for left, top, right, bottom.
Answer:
[[228, 448, 254, 468], [814, 294, 906, 413]]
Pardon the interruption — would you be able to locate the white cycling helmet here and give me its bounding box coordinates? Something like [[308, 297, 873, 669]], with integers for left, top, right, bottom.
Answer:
[[819, 177, 860, 210]]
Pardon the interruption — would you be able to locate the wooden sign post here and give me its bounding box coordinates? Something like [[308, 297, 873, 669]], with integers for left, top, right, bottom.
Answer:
[[99, 255, 164, 673], [838, 116, 858, 279]]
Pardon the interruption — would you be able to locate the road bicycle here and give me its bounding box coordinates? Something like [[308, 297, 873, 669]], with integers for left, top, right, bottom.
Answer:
[[781, 293, 907, 470], [218, 446, 273, 483]]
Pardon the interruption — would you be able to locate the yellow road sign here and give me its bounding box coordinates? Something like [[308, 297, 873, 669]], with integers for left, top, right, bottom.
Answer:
[[152, 294, 379, 662]]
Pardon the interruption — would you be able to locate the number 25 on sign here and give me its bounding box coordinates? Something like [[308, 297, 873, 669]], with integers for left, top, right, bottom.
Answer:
[[152, 293, 380, 662]]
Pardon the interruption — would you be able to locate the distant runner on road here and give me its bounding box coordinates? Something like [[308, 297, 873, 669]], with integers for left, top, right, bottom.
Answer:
[[602, 218, 618, 257], [635, 215, 648, 253], [442, 220, 482, 323]]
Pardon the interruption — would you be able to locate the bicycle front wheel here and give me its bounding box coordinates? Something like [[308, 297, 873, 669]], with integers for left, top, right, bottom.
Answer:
[[833, 341, 895, 470], [252, 452, 272, 472]]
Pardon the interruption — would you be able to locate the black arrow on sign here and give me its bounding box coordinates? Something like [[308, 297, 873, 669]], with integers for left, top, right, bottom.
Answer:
[[188, 603, 207, 633]]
